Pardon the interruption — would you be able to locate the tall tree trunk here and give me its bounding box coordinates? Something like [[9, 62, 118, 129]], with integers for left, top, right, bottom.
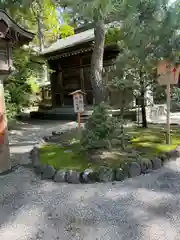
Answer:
[[37, 12, 44, 52], [120, 95, 126, 150], [90, 19, 105, 104], [140, 79, 147, 128]]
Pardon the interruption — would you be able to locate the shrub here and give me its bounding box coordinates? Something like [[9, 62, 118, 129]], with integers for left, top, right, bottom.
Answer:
[[81, 103, 117, 151], [4, 89, 17, 120]]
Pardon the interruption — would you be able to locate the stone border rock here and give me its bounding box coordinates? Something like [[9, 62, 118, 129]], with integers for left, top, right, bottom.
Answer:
[[29, 131, 180, 184]]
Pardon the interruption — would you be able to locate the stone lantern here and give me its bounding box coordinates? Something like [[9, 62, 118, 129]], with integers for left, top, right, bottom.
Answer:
[[0, 10, 34, 173]]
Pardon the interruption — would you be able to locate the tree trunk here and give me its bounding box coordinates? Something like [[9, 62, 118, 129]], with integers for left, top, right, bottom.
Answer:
[[140, 85, 147, 128], [90, 19, 105, 104], [37, 13, 44, 52], [120, 96, 125, 150]]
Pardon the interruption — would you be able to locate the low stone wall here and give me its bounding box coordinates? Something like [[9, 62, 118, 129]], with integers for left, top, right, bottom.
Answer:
[[30, 133, 180, 184]]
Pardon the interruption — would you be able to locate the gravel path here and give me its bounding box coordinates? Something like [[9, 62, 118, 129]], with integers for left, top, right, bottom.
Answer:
[[0, 120, 180, 239]]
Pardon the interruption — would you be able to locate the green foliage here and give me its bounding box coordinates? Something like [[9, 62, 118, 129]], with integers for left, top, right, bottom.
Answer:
[[0, 0, 74, 48], [0, 1, 73, 120], [153, 85, 166, 104], [60, 0, 118, 22], [29, 0, 74, 46], [81, 103, 117, 150], [5, 48, 42, 118], [105, 27, 121, 45], [172, 86, 180, 106], [4, 89, 17, 120], [106, 0, 180, 127]]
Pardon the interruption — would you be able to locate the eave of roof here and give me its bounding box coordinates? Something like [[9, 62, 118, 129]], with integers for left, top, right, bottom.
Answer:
[[0, 10, 35, 43], [40, 28, 94, 56]]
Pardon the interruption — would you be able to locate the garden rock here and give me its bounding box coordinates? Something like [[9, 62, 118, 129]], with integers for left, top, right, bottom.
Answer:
[[151, 157, 162, 170], [87, 171, 99, 182], [52, 131, 57, 136], [66, 170, 80, 184], [34, 164, 46, 175], [43, 136, 49, 142], [115, 168, 126, 181], [176, 146, 180, 157], [168, 147, 180, 158], [97, 166, 114, 182], [128, 162, 141, 178], [139, 159, 152, 174], [48, 135, 61, 143], [80, 168, 94, 183], [42, 165, 56, 180], [159, 154, 168, 164], [53, 170, 67, 182], [31, 146, 40, 167]]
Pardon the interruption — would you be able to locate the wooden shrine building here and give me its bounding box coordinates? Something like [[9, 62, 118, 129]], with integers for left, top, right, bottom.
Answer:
[[39, 27, 120, 118]]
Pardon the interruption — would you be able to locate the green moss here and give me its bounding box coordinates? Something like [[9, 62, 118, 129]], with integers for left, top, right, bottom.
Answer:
[[126, 124, 179, 157], [40, 143, 90, 171], [40, 125, 180, 171]]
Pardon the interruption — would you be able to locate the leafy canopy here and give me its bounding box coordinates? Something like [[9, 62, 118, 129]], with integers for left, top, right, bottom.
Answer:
[[60, 0, 120, 22]]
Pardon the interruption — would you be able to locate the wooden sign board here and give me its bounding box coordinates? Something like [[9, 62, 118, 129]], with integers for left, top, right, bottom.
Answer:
[[69, 90, 86, 113], [157, 61, 180, 86], [157, 72, 179, 86], [69, 90, 86, 129], [73, 94, 84, 113], [157, 60, 180, 144]]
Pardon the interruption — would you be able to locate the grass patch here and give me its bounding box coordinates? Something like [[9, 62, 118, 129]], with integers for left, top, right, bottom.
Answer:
[[40, 143, 90, 171], [40, 143, 137, 171], [126, 124, 180, 157], [40, 124, 180, 171]]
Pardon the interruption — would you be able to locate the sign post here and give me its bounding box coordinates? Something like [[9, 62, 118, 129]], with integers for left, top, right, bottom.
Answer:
[[166, 82, 171, 144], [157, 61, 180, 144], [69, 90, 86, 129]]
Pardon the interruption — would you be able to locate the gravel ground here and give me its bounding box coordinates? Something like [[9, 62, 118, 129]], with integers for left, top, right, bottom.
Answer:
[[0, 120, 180, 239]]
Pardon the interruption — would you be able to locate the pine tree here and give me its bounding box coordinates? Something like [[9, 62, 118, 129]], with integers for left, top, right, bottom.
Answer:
[[59, 0, 120, 104], [107, 0, 180, 128], [81, 103, 117, 150]]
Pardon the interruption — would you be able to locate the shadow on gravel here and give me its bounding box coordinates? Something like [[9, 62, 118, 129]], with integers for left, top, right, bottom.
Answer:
[[36, 164, 180, 239], [1, 153, 180, 239]]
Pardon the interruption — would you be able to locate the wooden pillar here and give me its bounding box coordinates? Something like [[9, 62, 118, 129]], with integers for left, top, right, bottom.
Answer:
[[80, 58, 86, 104], [0, 79, 11, 173], [50, 73, 56, 107], [58, 70, 64, 106], [80, 69, 85, 90]]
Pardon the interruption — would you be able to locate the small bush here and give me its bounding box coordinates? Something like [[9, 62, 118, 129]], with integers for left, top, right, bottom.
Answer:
[[81, 103, 117, 151], [5, 89, 17, 120]]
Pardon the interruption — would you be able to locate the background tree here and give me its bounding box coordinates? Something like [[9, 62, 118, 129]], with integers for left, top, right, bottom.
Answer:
[[106, 0, 180, 128], [108, 65, 139, 148], [0, 0, 74, 50]]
